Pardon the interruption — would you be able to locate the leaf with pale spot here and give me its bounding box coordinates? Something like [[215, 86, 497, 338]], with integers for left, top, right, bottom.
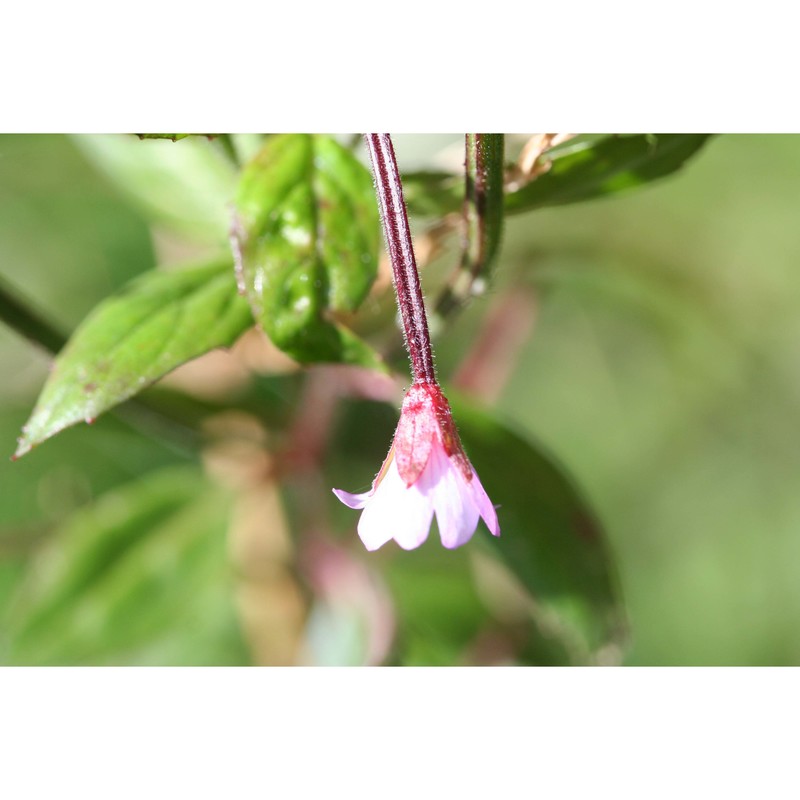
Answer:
[[231, 134, 384, 370]]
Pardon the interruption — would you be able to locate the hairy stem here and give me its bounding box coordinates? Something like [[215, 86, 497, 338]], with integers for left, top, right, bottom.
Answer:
[[364, 134, 437, 385]]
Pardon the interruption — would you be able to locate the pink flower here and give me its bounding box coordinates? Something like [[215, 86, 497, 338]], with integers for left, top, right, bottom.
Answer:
[[333, 383, 500, 551]]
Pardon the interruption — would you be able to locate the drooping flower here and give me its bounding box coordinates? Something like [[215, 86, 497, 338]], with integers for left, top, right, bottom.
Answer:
[[337, 135, 501, 552], [333, 383, 499, 551]]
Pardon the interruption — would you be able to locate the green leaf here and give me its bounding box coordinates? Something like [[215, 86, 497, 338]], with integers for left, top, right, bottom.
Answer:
[[453, 398, 627, 660], [0, 403, 188, 534], [402, 170, 463, 217], [231, 134, 384, 370], [4, 467, 249, 665], [15, 261, 253, 458], [505, 133, 714, 213], [403, 134, 713, 218], [72, 134, 236, 242], [6, 468, 201, 641]]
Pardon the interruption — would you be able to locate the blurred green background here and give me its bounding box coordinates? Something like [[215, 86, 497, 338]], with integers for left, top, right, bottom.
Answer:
[[1, 134, 798, 665]]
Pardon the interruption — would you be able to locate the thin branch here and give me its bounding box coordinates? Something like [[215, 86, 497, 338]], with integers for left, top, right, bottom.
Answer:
[[0, 277, 67, 354], [433, 134, 505, 323]]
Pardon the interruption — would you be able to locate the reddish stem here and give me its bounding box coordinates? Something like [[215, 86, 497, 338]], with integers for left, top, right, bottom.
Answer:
[[365, 134, 437, 385]]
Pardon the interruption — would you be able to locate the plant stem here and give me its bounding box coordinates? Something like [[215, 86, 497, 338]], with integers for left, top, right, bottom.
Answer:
[[0, 277, 67, 354], [364, 134, 437, 385], [435, 133, 505, 320]]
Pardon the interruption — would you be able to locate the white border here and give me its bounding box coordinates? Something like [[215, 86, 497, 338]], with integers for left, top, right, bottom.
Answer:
[[3, 2, 798, 132], [0, 668, 796, 798]]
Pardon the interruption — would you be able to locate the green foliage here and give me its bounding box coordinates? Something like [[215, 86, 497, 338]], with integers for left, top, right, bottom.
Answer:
[[231, 134, 384, 370], [0, 135, 157, 329], [402, 170, 463, 217], [2, 132, 753, 667], [403, 134, 713, 217], [15, 261, 252, 458], [3, 467, 247, 665], [505, 134, 713, 212], [73, 134, 237, 242], [384, 546, 490, 665], [454, 398, 625, 658]]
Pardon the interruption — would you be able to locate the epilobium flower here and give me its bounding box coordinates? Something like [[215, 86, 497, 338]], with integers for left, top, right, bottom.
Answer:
[[338, 134, 501, 552], [334, 383, 499, 551]]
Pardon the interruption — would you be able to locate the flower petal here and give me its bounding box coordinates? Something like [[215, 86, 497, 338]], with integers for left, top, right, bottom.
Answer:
[[332, 488, 371, 510], [357, 460, 434, 551], [467, 469, 500, 537], [423, 445, 480, 549]]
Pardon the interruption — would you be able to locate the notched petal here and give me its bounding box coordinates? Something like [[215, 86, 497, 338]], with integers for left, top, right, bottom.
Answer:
[[358, 459, 434, 551], [393, 504, 433, 550]]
